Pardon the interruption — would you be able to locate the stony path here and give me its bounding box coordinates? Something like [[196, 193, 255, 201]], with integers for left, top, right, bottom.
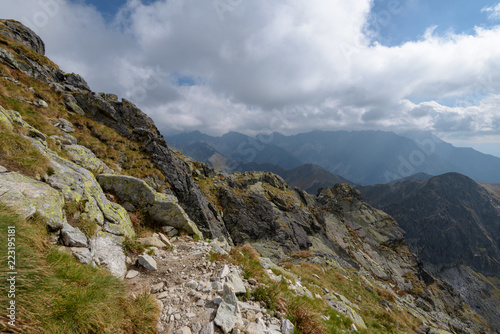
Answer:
[[124, 236, 292, 334]]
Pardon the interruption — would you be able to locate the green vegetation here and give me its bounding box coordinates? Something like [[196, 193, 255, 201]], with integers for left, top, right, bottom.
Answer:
[[0, 122, 50, 177], [220, 244, 422, 334], [63, 200, 98, 238], [0, 203, 159, 333]]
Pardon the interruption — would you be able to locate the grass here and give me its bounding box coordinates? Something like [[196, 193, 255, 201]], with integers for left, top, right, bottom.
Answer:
[[63, 200, 98, 238], [0, 203, 159, 333], [0, 122, 50, 177]]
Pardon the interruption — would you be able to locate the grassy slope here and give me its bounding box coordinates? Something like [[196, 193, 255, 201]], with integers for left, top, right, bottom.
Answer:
[[0, 203, 159, 333]]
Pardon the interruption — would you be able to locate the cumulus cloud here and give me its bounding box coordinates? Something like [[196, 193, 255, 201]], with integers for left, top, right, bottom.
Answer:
[[2, 0, 500, 144]]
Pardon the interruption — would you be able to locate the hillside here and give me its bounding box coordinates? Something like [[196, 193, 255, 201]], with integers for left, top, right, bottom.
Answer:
[[0, 19, 496, 333], [359, 172, 500, 330]]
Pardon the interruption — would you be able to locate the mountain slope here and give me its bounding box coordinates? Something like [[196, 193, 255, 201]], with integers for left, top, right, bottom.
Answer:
[[0, 19, 496, 333], [359, 172, 500, 330]]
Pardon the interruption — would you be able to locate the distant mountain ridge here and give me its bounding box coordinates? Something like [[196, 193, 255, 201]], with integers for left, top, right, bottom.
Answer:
[[165, 130, 500, 185]]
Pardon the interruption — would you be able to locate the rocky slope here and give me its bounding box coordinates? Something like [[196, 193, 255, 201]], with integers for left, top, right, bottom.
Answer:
[[0, 19, 496, 333], [359, 172, 500, 331]]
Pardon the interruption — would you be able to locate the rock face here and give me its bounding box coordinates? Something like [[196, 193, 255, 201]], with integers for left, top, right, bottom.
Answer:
[[0, 19, 45, 55]]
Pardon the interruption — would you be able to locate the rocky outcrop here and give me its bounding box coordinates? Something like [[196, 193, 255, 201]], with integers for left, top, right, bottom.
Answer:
[[63, 144, 114, 174], [97, 174, 202, 238], [0, 170, 66, 229], [0, 19, 45, 55], [72, 92, 227, 239]]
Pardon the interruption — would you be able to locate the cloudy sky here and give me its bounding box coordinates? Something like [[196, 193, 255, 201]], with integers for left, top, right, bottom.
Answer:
[[2, 0, 500, 156]]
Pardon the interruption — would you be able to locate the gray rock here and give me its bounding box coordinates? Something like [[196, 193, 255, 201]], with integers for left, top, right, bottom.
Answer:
[[138, 254, 157, 271], [213, 296, 222, 305], [71, 247, 92, 264], [218, 265, 230, 279], [214, 284, 242, 333], [151, 282, 164, 293], [0, 165, 7, 173], [281, 319, 294, 334], [225, 272, 246, 294], [125, 270, 140, 279], [61, 224, 88, 247], [158, 232, 173, 247], [162, 225, 179, 237], [186, 280, 198, 289], [199, 322, 215, 334], [34, 99, 49, 108], [93, 235, 127, 278], [55, 118, 75, 133]]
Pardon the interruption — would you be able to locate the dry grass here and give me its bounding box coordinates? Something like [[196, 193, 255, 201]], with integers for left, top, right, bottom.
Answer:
[[0, 122, 50, 177], [291, 250, 314, 259], [0, 203, 159, 333]]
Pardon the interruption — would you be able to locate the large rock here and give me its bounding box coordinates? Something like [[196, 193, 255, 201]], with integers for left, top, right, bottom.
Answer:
[[97, 174, 202, 238], [214, 284, 242, 334], [0, 172, 66, 229], [93, 235, 127, 278], [137, 254, 157, 271], [61, 224, 88, 247], [225, 272, 246, 295]]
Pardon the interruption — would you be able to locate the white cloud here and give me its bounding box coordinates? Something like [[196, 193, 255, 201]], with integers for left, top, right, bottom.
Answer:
[[2, 0, 500, 144], [482, 3, 500, 20]]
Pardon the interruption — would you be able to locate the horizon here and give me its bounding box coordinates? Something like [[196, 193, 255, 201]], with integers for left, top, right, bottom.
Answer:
[[2, 1, 500, 157]]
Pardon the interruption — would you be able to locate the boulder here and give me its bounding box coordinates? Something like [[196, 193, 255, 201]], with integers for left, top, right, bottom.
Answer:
[[214, 284, 243, 334], [281, 319, 294, 334], [0, 172, 66, 229], [138, 254, 157, 271], [326, 299, 367, 330], [93, 235, 127, 278], [61, 224, 88, 247], [225, 272, 246, 295], [97, 174, 202, 238]]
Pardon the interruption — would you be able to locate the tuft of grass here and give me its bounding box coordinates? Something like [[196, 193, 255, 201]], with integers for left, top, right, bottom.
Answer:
[[123, 236, 147, 256], [0, 122, 50, 177], [0, 202, 159, 333], [63, 200, 97, 238], [291, 250, 314, 259]]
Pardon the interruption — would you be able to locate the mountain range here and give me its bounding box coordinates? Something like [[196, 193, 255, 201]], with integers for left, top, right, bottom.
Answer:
[[166, 130, 500, 185]]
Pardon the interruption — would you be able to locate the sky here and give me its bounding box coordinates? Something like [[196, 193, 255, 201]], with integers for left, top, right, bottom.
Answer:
[[2, 0, 500, 157]]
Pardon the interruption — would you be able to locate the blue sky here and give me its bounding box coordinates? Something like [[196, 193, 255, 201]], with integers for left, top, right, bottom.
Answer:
[[3, 0, 500, 157], [370, 0, 500, 45]]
